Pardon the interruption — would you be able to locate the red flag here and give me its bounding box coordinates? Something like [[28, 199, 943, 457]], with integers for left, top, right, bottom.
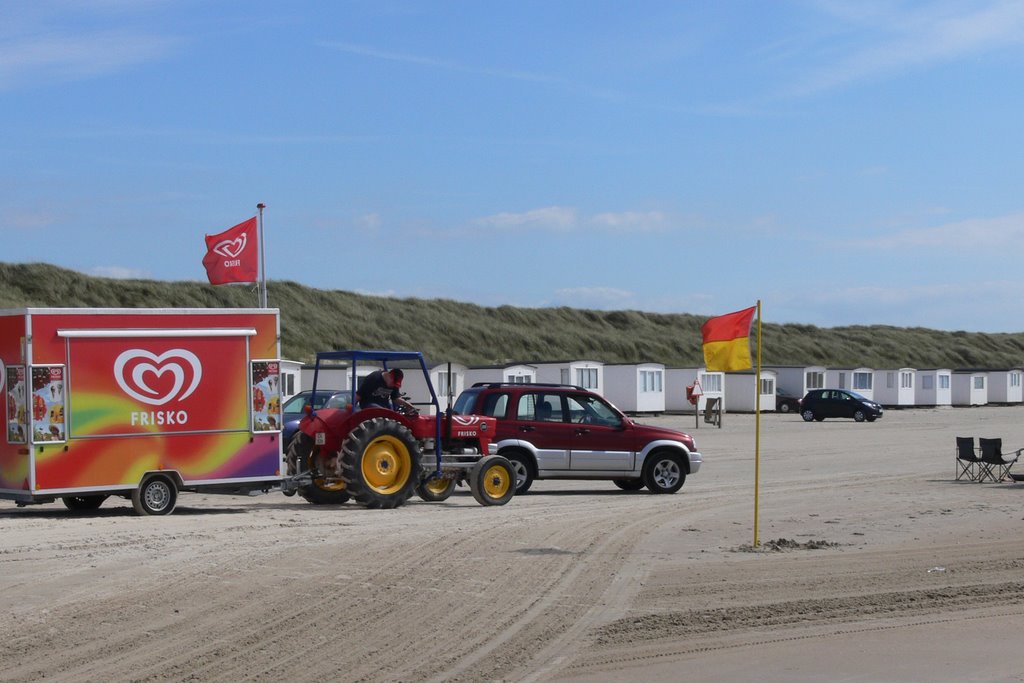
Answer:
[[202, 217, 259, 285]]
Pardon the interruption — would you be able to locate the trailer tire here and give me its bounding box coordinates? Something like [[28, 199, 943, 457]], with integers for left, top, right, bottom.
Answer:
[[286, 433, 350, 505], [62, 495, 108, 511], [416, 474, 457, 502], [132, 474, 177, 516], [339, 418, 420, 509], [469, 455, 515, 506]]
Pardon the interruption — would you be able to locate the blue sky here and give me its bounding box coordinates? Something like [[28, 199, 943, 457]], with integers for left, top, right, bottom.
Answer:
[[3, 1, 1024, 332]]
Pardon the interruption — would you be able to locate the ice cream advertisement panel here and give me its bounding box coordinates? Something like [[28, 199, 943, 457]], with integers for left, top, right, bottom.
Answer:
[[68, 336, 249, 437]]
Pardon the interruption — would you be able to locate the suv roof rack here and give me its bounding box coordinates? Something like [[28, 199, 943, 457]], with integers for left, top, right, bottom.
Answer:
[[470, 382, 585, 390]]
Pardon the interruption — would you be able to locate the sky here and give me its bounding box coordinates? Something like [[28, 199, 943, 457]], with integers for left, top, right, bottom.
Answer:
[[3, 1, 1024, 332]]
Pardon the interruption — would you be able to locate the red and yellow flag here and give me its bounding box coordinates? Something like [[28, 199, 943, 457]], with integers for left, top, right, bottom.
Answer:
[[701, 306, 756, 372]]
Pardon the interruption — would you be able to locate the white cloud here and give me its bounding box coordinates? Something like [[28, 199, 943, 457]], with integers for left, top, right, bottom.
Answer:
[[0, 30, 177, 90], [476, 206, 578, 231], [6, 210, 59, 230], [317, 41, 561, 85], [590, 211, 668, 233], [552, 286, 636, 309], [792, 1, 1024, 95], [859, 211, 1024, 249], [473, 207, 679, 234], [89, 265, 151, 279]]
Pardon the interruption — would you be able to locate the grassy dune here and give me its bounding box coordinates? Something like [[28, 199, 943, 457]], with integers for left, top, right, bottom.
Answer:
[[2, 262, 1022, 369]]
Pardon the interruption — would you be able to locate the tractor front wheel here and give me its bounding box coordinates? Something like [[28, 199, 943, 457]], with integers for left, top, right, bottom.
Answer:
[[339, 418, 421, 509], [469, 456, 515, 506]]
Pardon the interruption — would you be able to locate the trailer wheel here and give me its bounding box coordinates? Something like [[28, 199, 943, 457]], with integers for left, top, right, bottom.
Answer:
[[416, 474, 457, 502], [132, 474, 177, 516], [286, 433, 350, 505], [469, 456, 515, 506], [62, 495, 108, 511], [339, 418, 420, 509]]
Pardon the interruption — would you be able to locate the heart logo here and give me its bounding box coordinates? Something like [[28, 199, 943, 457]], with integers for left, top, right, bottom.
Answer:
[[213, 234, 247, 259], [113, 349, 203, 406]]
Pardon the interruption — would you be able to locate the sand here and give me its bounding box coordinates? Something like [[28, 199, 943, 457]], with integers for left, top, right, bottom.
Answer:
[[1, 406, 1023, 682]]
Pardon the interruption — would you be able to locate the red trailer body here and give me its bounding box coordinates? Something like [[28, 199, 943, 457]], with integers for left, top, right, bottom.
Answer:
[[0, 308, 283, 513]]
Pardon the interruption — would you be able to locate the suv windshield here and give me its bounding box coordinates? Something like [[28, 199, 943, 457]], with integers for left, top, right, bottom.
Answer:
[[452, 388, 481, 415]]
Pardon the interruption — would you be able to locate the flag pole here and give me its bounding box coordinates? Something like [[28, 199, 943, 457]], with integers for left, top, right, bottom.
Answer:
[[256, 202, 267, 308], [753, 299, 762, 547]]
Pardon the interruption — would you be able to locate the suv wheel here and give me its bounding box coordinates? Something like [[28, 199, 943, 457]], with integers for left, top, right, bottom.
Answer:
[[504, 452, 534, 494], [642, 452, 685, 494]]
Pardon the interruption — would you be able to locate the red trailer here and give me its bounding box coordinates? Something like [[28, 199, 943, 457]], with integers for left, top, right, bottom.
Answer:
[[0, 308, 283, 515]]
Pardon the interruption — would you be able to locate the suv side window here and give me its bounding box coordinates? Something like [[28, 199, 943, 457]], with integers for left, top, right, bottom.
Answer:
[[481, 392, 509, 419], [566, 394, 621, 427], [517, 392, 565, 422]]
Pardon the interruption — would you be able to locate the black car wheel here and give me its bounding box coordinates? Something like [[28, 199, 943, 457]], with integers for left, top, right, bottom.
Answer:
[[779, 402, 791, 413], [853, 410, 866, 422], [801, 409, 815, 422]]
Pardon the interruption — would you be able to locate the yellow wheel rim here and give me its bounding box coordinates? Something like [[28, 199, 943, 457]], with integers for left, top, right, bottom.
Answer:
[[424, 477, 451, 495], [362, 435, 412, 494], [483, 464, 511, 499]]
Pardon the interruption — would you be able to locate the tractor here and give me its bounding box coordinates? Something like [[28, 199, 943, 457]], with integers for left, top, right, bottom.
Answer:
[[282, 350, 516, 508]]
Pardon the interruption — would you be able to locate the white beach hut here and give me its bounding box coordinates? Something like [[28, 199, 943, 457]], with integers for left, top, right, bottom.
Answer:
[[603, 362, 666, 414], [914, 368, 952, 407], [951, 370, 988, 406], [464, 362, 537, 387], [986, 368, 1023, 404], [763, 365, 825, 398], [532, 360, 604, 394], [873, 367, 917, 407], [826, 367, 875, 401], [665, 367, 724, 413], [723, 369, 777, 412]]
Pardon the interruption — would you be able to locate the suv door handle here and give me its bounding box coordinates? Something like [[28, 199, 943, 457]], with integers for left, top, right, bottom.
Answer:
[[519, 425, 535, 432], [575, 428, 590, 435]]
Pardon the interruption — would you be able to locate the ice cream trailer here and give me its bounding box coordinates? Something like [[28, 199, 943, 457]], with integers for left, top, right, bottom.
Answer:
[[0, 308, 284, 515]]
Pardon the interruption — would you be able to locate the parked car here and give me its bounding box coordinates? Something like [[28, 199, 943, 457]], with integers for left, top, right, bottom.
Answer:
[[453, 382, 702, 494], [281, 389, 350, 444], [775, 388, 802, 413], [800, 389, 882, 423]]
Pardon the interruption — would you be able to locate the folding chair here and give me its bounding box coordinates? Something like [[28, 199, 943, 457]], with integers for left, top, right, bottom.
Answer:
[[977, 438, 1021, 483], [955, 436, 981, 481]]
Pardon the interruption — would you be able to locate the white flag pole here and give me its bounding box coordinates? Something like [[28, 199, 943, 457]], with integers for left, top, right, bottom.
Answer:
[[257, 202, 267, 308]]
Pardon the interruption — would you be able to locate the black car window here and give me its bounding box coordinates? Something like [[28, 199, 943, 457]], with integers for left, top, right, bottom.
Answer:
[[517, 393, 565, 422], [566, 393, 621, 427], [452, 389, 481, 415], [480, 392, 510, 419]]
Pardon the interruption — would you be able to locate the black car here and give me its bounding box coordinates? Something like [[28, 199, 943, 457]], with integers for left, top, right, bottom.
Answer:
[[281, 389, 350, 444], [775, 388, 802, 414], [800, 389, 882, 423]]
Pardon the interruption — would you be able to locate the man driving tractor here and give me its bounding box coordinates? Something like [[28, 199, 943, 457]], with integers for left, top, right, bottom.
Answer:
[[356, 368, 417, 414]]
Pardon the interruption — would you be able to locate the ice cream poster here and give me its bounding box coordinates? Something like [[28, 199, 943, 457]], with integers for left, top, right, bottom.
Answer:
[[31, 365, 65, 443], [6, 364, 26, 444], [251, 361, 281, 433]]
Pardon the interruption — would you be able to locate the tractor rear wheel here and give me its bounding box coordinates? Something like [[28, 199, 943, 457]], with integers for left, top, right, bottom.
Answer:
[[469, 456, 515, 506], [286, 433, 350, 505], [339, 418, 420, 509], [416, 474, 457, 502]]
